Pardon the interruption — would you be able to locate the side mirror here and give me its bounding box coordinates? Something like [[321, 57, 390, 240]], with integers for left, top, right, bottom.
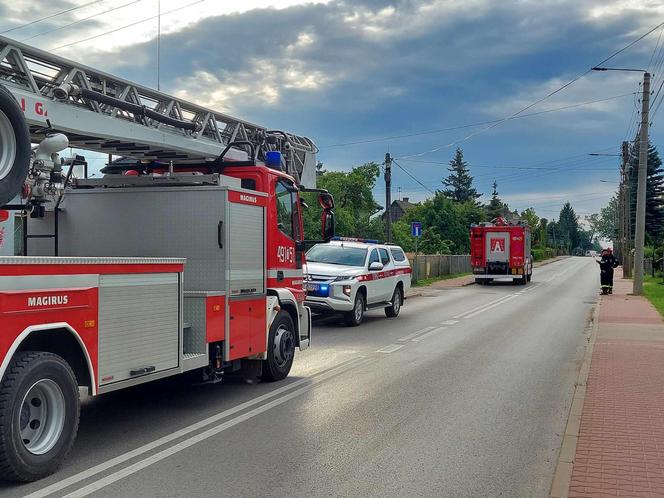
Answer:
[[318, 192, 335, 210], [322, 210, 335, 242], [369, 262, 384, 271]]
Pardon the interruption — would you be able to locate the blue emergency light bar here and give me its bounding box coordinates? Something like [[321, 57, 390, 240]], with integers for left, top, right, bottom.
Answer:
[[331, 236, 381, 244]]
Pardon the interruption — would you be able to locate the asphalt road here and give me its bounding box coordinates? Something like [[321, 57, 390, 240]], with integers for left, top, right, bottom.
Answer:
[[2, 257, 599, 498]]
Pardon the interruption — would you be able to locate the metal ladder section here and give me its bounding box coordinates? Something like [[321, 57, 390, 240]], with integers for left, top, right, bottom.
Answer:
[[0, 36, 317, 186]]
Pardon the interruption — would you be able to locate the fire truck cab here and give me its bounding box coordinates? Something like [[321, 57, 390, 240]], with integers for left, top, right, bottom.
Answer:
[[470, 218, 533, 285]]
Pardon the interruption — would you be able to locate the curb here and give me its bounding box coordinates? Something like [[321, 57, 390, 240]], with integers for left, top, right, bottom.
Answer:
[[549, 298, 600, 498]]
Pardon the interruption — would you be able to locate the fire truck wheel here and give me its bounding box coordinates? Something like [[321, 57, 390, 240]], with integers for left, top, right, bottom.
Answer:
[[0, 351, 80, 482], [344, 292, 365, 327], [0, 84, 31, 207], [262, 311, 296, 382], [385, 286, 403, 318]]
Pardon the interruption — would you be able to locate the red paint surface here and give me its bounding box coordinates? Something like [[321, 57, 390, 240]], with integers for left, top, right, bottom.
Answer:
[[227, 190, 268, 207], [0, 287, 94, 314], [206, 295, 226, 343], [228, 297, 267, 360], [469, 225, 530, 269], [0, 263, 184, 276], [0, 287, 99, 389]]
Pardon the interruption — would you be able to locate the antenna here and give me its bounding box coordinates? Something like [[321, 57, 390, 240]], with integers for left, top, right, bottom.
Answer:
[[157, 0, 161, 90]]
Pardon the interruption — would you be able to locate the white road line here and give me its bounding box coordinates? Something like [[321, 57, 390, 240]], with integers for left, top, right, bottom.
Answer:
[[463, 294, 518, 319], [453, 294, 516, 319], [62, 359, 370, 498], [27, 356, 369, 498], [411, 326, 446, 342], [398, 326, 436, 342], [376, 344, 405, 353], [441, 319, 459, 326]]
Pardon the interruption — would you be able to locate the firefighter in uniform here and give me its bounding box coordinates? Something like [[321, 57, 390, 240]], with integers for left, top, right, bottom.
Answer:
[[597, 248, 619, 295]]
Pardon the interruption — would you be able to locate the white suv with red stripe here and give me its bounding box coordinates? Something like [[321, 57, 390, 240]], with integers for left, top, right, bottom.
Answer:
[[304, 239, 412, 326]]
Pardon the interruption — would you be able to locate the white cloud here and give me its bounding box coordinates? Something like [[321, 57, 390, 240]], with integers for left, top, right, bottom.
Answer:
[[171, 59, 331, 112], [4, 0, 332, 54]]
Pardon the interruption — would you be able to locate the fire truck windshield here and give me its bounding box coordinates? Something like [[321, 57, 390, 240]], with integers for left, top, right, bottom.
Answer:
[[306, 245, 367, 266]]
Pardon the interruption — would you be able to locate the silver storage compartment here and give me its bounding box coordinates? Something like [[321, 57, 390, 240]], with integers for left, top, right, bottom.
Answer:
[[98, 272, 180, 385], [227, 201, 265, 296]]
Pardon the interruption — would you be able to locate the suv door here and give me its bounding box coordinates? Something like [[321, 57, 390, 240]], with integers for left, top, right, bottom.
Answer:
[[366, 248, 382, 304], [377, 247, 394, 301]]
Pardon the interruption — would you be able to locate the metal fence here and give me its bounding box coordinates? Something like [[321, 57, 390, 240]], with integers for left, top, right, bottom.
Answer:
[[409, 254, 471, 282]]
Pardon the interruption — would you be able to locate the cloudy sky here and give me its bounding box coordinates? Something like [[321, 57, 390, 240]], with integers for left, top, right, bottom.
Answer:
[[2, 0, 664, 220]]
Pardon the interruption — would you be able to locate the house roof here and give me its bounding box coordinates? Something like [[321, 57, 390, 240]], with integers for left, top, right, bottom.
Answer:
[[393, 199, 416, 211]]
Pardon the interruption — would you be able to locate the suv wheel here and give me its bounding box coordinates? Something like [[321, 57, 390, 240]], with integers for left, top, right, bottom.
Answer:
[[385, 286, 403, 318], [344, 292, 365, 327]]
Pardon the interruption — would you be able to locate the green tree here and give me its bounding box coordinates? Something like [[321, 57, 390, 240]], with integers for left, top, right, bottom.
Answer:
[[392, 192, 475, 254], [442, 148, 481, 204], [628, 141, 664, 242], [536, 218, 548, 247], [592, 197, 619, 241], [485, 180, 505, 219], [520, 207, 540, 229], [557, 202, 581, 253], [302, 162, 382, 240]]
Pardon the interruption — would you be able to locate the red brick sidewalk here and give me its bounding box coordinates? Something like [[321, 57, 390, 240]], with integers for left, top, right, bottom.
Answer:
[[564, 269, 664, 498]]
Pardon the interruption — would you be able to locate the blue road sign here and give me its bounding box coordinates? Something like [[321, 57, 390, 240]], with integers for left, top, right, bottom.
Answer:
[[411, 221, 422, 237]]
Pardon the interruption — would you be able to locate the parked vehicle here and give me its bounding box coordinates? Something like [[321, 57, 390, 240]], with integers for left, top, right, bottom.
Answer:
[[304, 238, 412, 326], [0, 36, 335, 481], [470, 218, 533, 285]]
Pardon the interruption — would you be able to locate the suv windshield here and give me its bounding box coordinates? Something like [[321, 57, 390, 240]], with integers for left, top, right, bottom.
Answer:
[[306, 245, 367, 266]]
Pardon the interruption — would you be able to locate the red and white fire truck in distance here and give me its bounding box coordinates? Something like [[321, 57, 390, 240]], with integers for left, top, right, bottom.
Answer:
[[470, 217, 533, 285], [0, 36, 335, 481]]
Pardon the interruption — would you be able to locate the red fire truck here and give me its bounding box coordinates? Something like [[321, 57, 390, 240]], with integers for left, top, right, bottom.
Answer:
[[0, 36, 334, 481], [470, 218, 533, 285]]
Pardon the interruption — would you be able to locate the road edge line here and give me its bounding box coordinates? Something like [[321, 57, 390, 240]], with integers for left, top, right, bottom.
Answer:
[[549, 299, 599, 498]]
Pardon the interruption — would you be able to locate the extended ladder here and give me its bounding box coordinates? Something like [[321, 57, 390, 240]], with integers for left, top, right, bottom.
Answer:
[[0, 35, 317, 186]]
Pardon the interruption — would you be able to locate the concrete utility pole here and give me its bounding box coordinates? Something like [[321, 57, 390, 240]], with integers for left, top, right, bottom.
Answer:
[[385, 152, 392, 243], [633, 72, 650, 295]]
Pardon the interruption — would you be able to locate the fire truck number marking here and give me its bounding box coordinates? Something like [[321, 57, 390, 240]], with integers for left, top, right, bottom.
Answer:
[[19, 97, 48, 117], [490, 238, 505, 253], [240, 194, 257, 203], [277, 245, 294, 264]]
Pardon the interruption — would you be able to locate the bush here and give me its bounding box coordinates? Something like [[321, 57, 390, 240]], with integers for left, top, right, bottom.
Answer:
[[532, 247, 556, 262]]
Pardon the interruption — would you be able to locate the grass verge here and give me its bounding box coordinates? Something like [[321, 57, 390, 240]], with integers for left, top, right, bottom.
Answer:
[[413, 272, 471, 287], [643, 274, 664, 318]]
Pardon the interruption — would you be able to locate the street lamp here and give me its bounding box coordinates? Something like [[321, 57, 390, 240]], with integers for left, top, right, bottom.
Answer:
[[592, 66, 650, 294]]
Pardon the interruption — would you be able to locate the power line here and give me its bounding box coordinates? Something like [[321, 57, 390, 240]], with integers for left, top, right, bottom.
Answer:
[[51, 0, 208, 51], [648, 24, 664, 71], [0, 0, 104, 35], [19, 0, 146, 43], [391, 159, 436, 194], [398, 20, 664, 160], [321, 93, 635, 149]]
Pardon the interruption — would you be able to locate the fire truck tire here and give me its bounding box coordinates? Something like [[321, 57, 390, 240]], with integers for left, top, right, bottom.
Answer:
[[385, 286, 403, 318], [0, 351, 79, 482], [261, 311, 296, 382], [344, 292, 365, 327], [0, 84, 31, 207]]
